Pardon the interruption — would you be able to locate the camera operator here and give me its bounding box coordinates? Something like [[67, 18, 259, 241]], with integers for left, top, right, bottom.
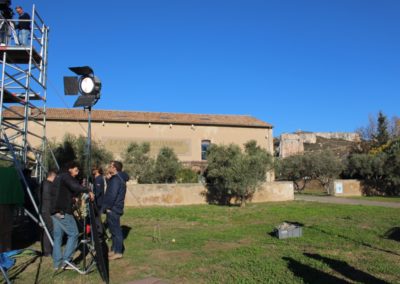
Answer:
[[51, 161, 94, 270]]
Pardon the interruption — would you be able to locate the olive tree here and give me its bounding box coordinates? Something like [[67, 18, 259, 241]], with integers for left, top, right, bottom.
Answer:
[[153, 147, 181, 183], [308, 150, 344, 194], [122, 142, 155, 183], [275, 150, 343, 194], [205, 140, 273, 207], [275, 154, 312, 192]]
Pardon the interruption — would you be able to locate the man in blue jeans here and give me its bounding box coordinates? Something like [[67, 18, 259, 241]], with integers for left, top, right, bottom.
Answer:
[[51, 162, 94, 270], [15, 6, 30, 46], [101, 161, 129, 260]]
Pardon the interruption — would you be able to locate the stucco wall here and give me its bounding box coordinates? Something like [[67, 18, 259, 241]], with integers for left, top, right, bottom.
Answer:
[[13, 119, 274, 181], [124, 181, 294, 207], [330, 179, 362, 196], [24, 120, 272, 161]]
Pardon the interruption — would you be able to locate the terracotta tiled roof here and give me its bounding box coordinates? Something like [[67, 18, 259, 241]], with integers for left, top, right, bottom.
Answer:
[[4, 106, 272, 128]]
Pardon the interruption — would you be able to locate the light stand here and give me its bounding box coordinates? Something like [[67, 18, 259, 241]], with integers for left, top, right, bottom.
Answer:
[[63, 66, 109, 283]]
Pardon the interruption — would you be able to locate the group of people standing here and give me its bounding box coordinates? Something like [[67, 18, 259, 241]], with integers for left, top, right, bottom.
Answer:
[[0, 5, 31, 46], [40, 160, 129, 271]]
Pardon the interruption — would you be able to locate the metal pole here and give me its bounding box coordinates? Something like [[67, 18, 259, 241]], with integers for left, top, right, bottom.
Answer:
[[87, 107, 92, 185], [83, 106, 92, 270]]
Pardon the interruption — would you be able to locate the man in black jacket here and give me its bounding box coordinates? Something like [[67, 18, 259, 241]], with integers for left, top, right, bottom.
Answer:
[[51, 162, 94, 270], [15, 6, 30, 46], [101, 161, 129, 260], [40, 170, 57, 257]]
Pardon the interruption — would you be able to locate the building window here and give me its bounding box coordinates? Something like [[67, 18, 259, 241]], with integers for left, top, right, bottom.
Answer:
[[201, 140, 211, 160]]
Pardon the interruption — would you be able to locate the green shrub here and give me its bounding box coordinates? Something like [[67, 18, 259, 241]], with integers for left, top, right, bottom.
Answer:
[[176, 168, 199, 183]]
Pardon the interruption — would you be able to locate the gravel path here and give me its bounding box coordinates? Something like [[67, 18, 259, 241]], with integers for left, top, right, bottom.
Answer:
[[295, 195, 400, 208]]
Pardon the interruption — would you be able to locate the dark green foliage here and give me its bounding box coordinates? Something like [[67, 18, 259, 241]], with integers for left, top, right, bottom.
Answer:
[[176, 168, 199, 183], [205, 140, 273, 206], [374, 111, 390, 147], [347, 112, 400, 196], [74, 135, 113, 175], [346, 139, 400, 195], [122, 144, 182, 184], [46, 134, 113, 177], [153, 147, 181, 183], [122, 142, 155, 183], [48, 135, 76, 169]]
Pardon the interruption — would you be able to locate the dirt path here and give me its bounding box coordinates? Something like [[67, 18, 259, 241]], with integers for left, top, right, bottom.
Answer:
[[295, 195, 400, 208]]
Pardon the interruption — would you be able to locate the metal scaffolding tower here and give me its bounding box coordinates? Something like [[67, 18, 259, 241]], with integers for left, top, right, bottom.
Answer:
[[0, 4, 49, 179]]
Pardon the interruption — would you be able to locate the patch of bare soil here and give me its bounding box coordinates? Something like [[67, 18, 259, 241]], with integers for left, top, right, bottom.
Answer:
[[149, 249, 193, 263]]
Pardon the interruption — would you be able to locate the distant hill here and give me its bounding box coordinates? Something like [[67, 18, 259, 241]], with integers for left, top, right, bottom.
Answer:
[[303, 136, 356, 158], [278, 132, 359, 158]]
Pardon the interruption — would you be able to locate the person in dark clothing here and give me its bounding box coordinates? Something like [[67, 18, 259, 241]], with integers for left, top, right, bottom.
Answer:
[[51, 161, 94, 270], [92, 166, 105, 210], [40, 170, 57, 257], [15, 6, 30, 46], [101, 161, 129, 260]]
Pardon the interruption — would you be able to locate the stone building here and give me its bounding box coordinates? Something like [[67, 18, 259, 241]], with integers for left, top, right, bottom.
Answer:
[[5, 106, 275, 180]]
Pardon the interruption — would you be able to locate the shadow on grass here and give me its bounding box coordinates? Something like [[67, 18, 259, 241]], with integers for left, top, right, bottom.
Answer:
[[34, 254, 43, 284], [121, 225, 132, 240], [309, 226, 400, 257], [8, 254, 40, 282], [304, 253, 389, 284], [384, 227, 400, 242], [283, 257, 348, 284]]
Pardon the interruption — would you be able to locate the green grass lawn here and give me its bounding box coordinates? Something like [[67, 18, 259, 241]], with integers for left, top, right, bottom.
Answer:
[[7, 201, 400, 283]]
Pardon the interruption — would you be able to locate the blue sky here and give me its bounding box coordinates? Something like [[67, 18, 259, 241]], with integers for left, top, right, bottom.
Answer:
[[18, 0, 400, 136]]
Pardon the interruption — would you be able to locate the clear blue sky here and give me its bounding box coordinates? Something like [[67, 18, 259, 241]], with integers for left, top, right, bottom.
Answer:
[[19, 0, 400, 136]]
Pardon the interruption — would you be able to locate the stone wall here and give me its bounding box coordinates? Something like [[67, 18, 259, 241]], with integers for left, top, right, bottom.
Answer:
[[279, 134, 304, 158], [125, 182, 294, 207]]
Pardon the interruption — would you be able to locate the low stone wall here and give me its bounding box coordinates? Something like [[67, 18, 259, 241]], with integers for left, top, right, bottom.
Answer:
[[125, 181, 294, 207], [330, 179, 362, 196]]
